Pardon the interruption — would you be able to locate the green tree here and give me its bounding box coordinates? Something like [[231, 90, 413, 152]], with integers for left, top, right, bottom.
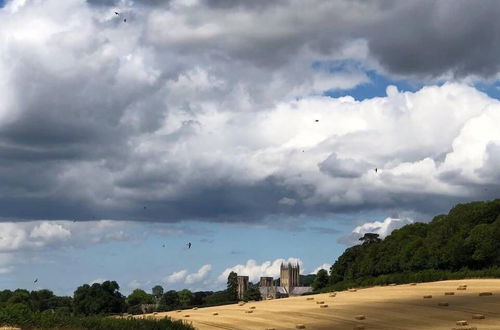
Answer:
[[127, 289, 153, 306], [226, 271, 238, 301], [178, 289, 193, 307], [160, 290, 179, 310], [359, 233, 381, 245], [243, 285, 261, 301], [312, 269, 329, 291], [73, 281, 125, 315]]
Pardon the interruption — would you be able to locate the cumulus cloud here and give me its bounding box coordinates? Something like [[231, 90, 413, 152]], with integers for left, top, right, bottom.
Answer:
[[185, 264, 212, 284], [311, 263, 331, 274], [0, 220, 135, 272], [127, 279, 141, 289], [164, 270, 188, 284], [163, 265, 212, 286], [218, 258, 302, 283], [0, 0, 499, 226], [338, 217, 414, 246]]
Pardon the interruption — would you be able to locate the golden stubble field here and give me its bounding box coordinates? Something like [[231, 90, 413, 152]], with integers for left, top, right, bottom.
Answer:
[[139, 279, 500, 330]]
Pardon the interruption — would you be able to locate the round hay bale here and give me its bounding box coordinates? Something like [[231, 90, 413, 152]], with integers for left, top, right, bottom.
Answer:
[[348, 289, 357, 292], [423, 295, 432, 299], [472, 314, 485, 319], [329, 293, 337, 297], [315, 301, 325, 304], [184, 314, 190, 317], [249, 306, 256, 309], [353, 326, 365, 330], [457, 287, 467, 290], [354, 315, 366, 320], [306, 297, 314, 300], [445, 292, 455, 296], [409, 283, 417, 286], [212, 312, 218, 316], [176, 310, 182, 313], [479, 292, 493, 296], [437, 302, 449, 306], [266, 328, 276, 330], [295, 324, 306, 329], [193, 307, 198, 310], [319, 304, 328, 308], [456, 320, 468, 326], [245, 310, 254, 314]]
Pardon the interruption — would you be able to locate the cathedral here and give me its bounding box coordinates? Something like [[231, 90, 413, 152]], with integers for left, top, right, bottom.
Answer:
[[237, 262, 313, 300]]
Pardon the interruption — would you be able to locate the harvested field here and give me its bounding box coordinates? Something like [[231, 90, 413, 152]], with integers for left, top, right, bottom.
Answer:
[[140, 279, 500, 329]]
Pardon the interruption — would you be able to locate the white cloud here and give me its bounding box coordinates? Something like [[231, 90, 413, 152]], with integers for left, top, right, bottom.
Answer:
[[162, 264, 212, 287], [311, 263, 331, 275], [30, 222, 71, 243], [185, 264, 212, 284], [339, 217, 414, 246], [353, 217, 414, 238], [90, 278, 107, 285], [164, 269, 188, 284], [218, 258, 303, 283], [127, 279, 141, 289]]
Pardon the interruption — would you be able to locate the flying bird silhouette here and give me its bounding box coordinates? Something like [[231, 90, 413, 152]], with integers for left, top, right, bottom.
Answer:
[[187, 242, 192, 249], [374, 168, 378, 173], [315, 119, 319, 122], [162, 244, 165, 248], [123, 18, 127, 23], [34, 278, 38, 284], [114, 11, 120, 15]]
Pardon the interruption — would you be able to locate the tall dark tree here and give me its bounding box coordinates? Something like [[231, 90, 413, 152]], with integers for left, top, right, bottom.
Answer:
[[226, 271, 238, 301], [312, 269, 329, 291]]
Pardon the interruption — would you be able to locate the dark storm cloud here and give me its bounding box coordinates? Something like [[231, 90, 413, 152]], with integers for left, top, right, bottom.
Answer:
[[1, 0, 499, 226], [318, 153, 372, 178], [364, 0, 500, 78], [87, 0, 170, 7], [203, 0, 284, 10]]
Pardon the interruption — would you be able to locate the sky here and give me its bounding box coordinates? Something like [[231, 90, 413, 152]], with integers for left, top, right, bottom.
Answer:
[[0, 0, 499, 296]]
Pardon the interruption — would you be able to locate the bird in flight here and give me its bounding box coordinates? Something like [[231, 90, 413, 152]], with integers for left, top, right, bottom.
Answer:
[[315, 119, 319, 122], [162, 244, 165, 248], [34, 278, 38, 284], [374, 168, 378, 173], [187, 242, 192, 249], [114, 11, 120, 15], [123, 18, 127, 23]]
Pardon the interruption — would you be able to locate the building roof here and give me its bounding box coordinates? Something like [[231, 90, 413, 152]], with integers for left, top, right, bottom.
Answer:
[[290, 286, 313, 295]]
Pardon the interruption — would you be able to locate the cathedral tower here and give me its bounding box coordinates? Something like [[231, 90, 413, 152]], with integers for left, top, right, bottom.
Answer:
[[280, 262, 300, 294]]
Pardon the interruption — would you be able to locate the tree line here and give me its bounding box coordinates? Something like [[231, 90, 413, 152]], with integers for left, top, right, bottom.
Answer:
[[325, 199, 500, 289]]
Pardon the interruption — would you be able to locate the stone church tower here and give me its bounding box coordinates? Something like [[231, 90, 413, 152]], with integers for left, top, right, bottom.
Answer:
[[237, 275, 249, 300], [280, 262, 300, 294]]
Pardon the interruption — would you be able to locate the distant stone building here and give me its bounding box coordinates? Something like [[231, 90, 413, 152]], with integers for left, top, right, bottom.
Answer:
[[257, 262, 312, 299], [237, 275, 249, 300]]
